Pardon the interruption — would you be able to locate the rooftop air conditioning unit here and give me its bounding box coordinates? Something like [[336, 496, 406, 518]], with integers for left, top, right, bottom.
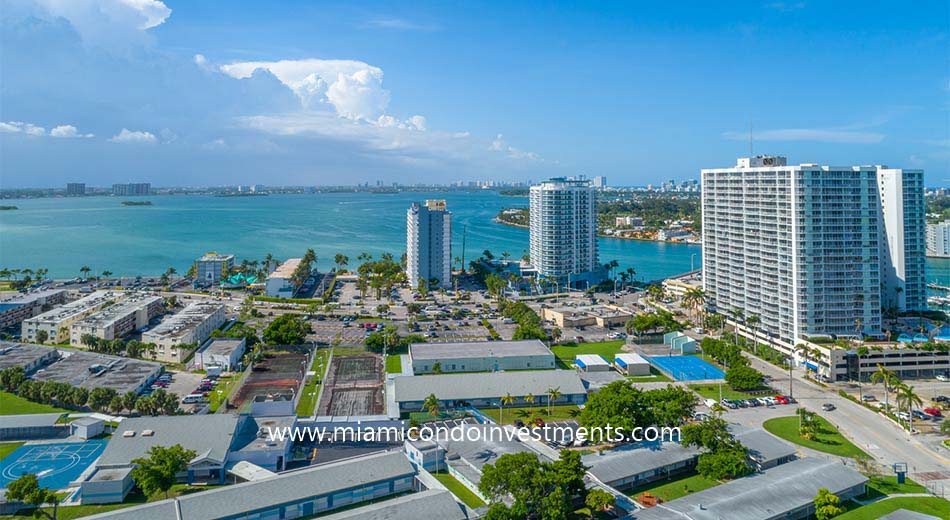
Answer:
[[141, 430, 154, 436], [123, 431, 136, 437]]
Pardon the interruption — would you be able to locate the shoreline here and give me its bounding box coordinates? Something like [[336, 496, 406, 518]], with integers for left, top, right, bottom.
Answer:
[[493, 217, 700, 245]]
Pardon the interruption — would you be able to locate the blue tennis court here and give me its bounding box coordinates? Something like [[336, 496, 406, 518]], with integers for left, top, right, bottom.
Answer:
[[0, 440, 107, 490], [644, 355, 725, 381]]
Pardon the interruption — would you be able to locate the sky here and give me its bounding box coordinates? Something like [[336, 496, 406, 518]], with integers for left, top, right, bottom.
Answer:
[[0, 0, 948, 188]]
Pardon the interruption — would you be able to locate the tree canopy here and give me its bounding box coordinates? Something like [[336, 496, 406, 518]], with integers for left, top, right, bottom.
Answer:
[[131, 444, 198, 499], [479, 451, 588, 520], [262, 314, 312, 345]]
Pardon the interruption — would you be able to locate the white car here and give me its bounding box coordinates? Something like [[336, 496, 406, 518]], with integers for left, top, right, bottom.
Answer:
[[937, 374, 950, 382]]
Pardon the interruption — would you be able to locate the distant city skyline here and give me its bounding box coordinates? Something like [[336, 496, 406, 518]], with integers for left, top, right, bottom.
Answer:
[[1, 1, 948, 188]]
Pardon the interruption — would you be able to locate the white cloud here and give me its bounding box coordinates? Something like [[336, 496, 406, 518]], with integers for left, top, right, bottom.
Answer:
[[220, 59, 391, 121], [489, 134, 539, 160], [364, 18, 440, 31], [118, 0, 171, 29], [109, 128, 157, 144], [50, 125, 94, 138], [722, 128, 884, 144], [30, 0, 171, 46], [0, 121, 46, 136]]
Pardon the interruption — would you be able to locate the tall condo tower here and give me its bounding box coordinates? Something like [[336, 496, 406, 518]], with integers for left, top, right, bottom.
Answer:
[[407, 200, 452, 289], [529, 178, 602, 288]]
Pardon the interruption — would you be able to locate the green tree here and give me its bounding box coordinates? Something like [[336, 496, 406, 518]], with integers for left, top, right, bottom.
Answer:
[[35, 330, 49, 344], [131, 444, 198, 499], [695, 447, 751, 480], [814, 488, 845, 520], [0, 366, 26, 392], [725, 364, 764, 391], [423, 393, 440, 417], [262, 314, 312, 345], [88, 387, 118, 412], [500, 392, 515, 423], [6, 474, 58, 520], [478, 451, 587, 519], [584, 488, 615, 517]]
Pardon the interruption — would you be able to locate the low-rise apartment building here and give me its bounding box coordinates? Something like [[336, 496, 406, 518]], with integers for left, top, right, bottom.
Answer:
[[265, 258, 303, 298], [22, 291, 120, 344], [540, 304, 633, 329], [141, 302, 226, 362], [0, 289, 66, 330], [195, 252, 235, 286], [70, 295, 164, 346]]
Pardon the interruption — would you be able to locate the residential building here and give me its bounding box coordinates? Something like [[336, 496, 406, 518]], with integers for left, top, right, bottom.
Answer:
[[0, 341, 59, 373], [66, 182, 86, 195], [22, 291, 120, 344], [79, 451, 417, 517], [388, 369, 587, 415], [878, 168, 926, 311], [592, 175, 607, 188], [0, 289, 66, 329], [703, 156, 884, 351], [529, 178, 602, 288], [582, 441, 700, 490], [194, 338, 246, 371], [630, 458, 867, 520], [195, 252, 235, 286], [111, 182, 151, 196], [729, 424, 797, 471], [265, 257, 303, 298], [657, 228, 693, 241], [614, 216, 643, 227], [141, 302, 226, 362], [540, 304, 633, 328], [926, 220, 950, 257], [26, 346, 163, 394], [70, 295, 164, 346], [318, 489, 465, 520], [406, 199, 452, 289], [408, 339, 555, 374]]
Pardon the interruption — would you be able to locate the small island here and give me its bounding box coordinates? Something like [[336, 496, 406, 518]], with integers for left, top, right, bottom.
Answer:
[[0, 206, 18, 210], [121, 201, 153, 206]]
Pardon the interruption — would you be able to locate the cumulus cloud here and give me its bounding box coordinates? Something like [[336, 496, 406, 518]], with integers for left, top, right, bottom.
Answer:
[[489, 134, 539, 160], [220, 59, 391, 121], [722, 128, 884, 144], [0, 121, 46, 136], [29, 0, 171, 46], [109, 128, 157, 144], [50, 125, 94, 138]]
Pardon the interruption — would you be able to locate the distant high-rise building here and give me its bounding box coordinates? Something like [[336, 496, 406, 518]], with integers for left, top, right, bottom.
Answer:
[[927, 221, 950, 257], [66, 183, 86, 196], [112, 183, 151, 196], [529, 178, 602, 287], [702, 156, 925, 351], [592, 176, 607, 189], [407, 200, 452, 289]]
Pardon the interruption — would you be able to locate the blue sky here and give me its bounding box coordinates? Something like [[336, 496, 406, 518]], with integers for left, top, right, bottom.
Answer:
[[1, 0, 948, 187]]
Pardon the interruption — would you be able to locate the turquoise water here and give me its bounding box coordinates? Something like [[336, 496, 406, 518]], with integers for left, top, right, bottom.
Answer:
[[0, 191, 702, 280]]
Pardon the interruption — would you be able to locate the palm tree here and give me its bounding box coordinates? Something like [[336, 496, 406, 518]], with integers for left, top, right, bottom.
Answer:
[[896, 384, 923, 432], [500, 393, 515, 423], [524, 393, 535, 407], [79, 265, 91, 280], [747, 314, 761, 353], [871, 364, 897, 414], [729, 308, 745, 347], [795, 343, 812, 377], [423, 393, 440, 417], [546, 386, 561, 416], [102, 270, 113, 279], [551, 327, 562, 344]]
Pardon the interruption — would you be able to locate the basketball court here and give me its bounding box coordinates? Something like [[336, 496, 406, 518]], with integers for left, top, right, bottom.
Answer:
[[0, 440, 108, 490]]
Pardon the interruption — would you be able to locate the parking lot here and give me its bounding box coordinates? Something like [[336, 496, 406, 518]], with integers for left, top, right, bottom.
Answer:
[[157, 370, 206, 412]]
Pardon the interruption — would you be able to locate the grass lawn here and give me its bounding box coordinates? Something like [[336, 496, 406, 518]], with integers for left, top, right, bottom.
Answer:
[[5, 485, 224, 520], [551, 340, 626, 368], [295, 349, 331, 416], [432, 471, 486, 508], [385, 354, 402, 374], [689, 383, 760, 401], [207, 374, 236, 413], [763, 415, 869, 458], [0, 442, 24, 461], [355, 317, 392, 323], [835, 497, 949, 519], [860, 476, 927, 500], [625, 471, 720, 502], [627, 366, 672, 382], [0, 390, 69, 416], [479, 404, 580, 425]]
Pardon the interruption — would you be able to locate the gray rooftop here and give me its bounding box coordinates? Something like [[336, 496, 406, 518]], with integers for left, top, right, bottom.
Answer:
[[24, 291, 119, 325], [319, 490, 466, 520], [71, 417, 104, 427], [729, 424, 797, 466], [0, 289, 66, 306], [437, 423, 549, 472], [582, 441, 700, 484], [629, 458, 868, 520], [142, 302, 224, 341], [393, 370, 586, 402], [30, 349, 162, 395], [79, 451, 416, 520], [0, 342, 57, 372], [0, 413, 63, 429], [73, 295, 163, 329], [200, 338, 245, 356], [410, 339, 553, 361], [880, 510, 944, 520], [98, 414, 241, 467]]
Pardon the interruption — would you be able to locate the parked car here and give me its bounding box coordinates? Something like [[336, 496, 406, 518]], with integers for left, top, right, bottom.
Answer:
[[934, 395, 949, 403], [861, 395, 876, 402], [937, 374, 950, 382], [911, 410, 930, 420], [897, 411, 911, 421], [923, 407, 943, 417], [821, 403, 836, 411], [514, 419, 525, 428]]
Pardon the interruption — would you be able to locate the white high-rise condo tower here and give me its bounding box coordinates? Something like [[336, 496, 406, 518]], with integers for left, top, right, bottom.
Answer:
[[701, 156, 925, 352], [406, 200, 452, 289], [529, 178, 602, 288]]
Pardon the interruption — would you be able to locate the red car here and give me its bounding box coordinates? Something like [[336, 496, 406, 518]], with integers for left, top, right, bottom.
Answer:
[[774, 395, 789, 405], [924, 407, 942, 417]]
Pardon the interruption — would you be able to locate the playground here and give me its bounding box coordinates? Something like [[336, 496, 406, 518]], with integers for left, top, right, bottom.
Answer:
[[0, 440, 107, 490]]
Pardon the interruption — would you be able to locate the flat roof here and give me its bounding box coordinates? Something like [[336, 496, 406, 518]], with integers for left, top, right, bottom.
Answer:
[[0, 341, 57, 372], [410, 339, 553, 361], [729, 424, 797, 466], [24, 291, 119, 325], [99, 414, 241, 467], [268, 258, 301, 280], [319, 489, 466, 520], [615, 353, 649, 366], [0, 413, 64, 429], [142, 302, 224, 340], [200, 338, 246, 356], [393, 370, 586, 403], [576, 354, 610, 365], [438, 423, 549, 472], [198, 253, 234, 262], [30, 349, 162, 395], [0, 289, 66, 306], [78, 451, 416, 520], [630, 458, 868, 520], [73, 295, 163, 329], [582, 441, 700, 484]]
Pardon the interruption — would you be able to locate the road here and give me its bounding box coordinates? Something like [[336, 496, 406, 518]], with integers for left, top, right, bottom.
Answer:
[[744, 353, 950, 490]]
